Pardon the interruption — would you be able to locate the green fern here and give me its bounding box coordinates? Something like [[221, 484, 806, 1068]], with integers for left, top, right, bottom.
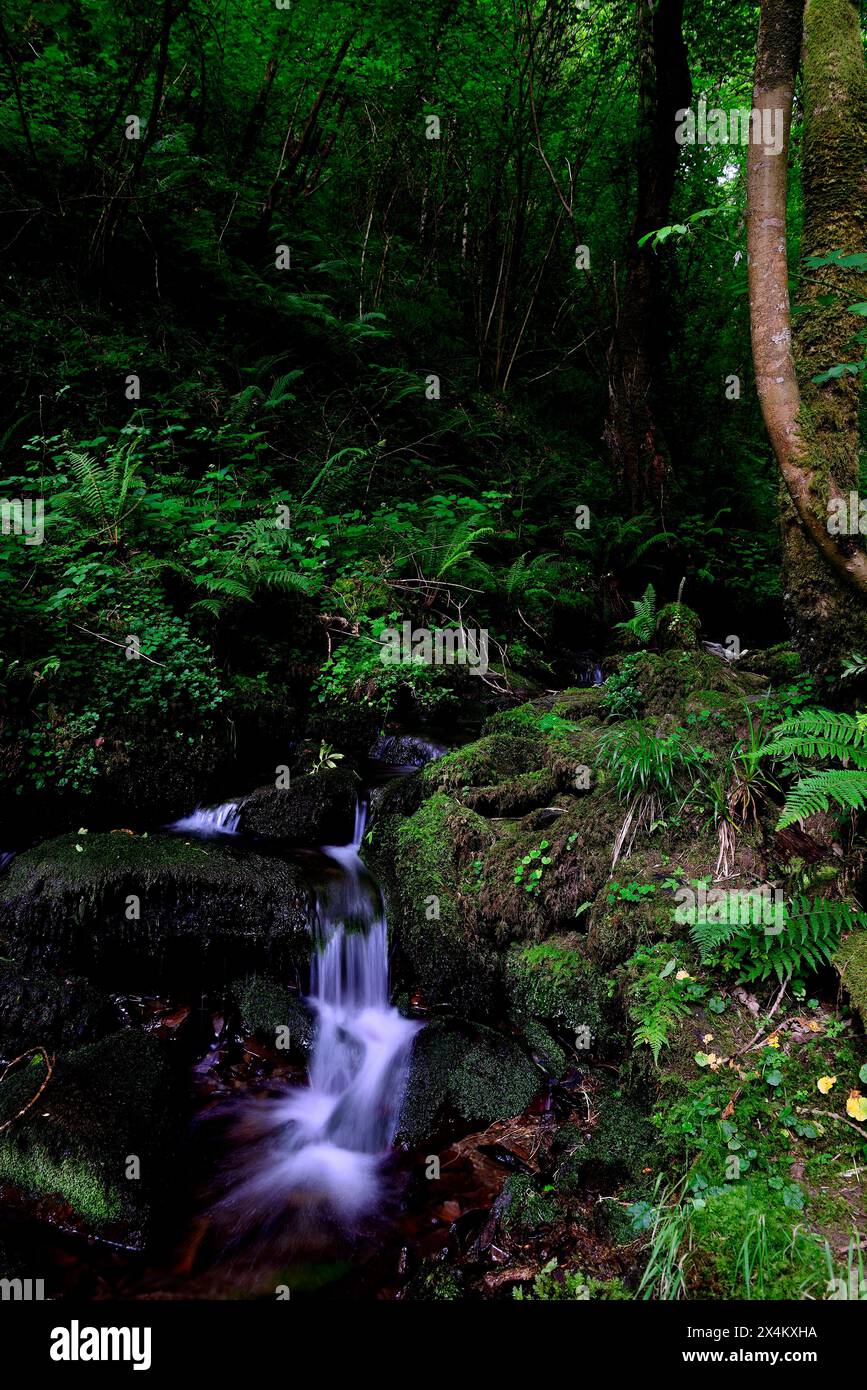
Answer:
[[692, 896, 867, 984], [764, 708, 867, 764], [615, 583, 657, 646], [765, 708, 867, 828], [776, 770, 867, 828]]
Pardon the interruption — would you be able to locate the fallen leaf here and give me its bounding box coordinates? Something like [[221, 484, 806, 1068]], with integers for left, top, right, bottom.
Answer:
[[817, 1075, 837, 1095], [846, 1091, 867, 1123]]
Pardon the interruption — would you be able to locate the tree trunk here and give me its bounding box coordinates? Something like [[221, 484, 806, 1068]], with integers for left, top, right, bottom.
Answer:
[[602, 0, 691, 516], [748, 0, 867, 671]]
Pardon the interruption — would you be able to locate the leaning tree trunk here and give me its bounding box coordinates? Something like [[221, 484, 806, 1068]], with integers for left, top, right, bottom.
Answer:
[[602, 0, 691, 517], [748, 0, 867, 671]]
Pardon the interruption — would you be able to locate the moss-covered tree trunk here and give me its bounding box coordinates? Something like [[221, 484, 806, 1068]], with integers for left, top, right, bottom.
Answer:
[[748, 0, 867, 671]]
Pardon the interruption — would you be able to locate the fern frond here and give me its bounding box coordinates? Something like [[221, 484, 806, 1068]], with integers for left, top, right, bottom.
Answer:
[[765, 708, 867, 764], [777, 770, 867, 828]]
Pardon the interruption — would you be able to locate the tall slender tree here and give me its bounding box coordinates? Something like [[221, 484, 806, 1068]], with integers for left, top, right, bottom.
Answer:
[[748, 0, 867, 670]]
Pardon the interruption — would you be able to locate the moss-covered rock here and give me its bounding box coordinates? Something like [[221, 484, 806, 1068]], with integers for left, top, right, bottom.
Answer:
[[656, 603, 701, 651], [836, 930, 867, 1028], [553, 1084, 654, 1192], [398, 1019, 540, 1145], [610, 650, 767, 718], [0, 964, 116, 1057], [372, 791, 502, 1016], [232, 973, 314, 1059], [1, 832, 312, 988], [235, 767, 358, 843], [740, 643, 802, 684], [0, 1030, 185, 1238], [423, 731, 540, 792], [505, 935, 613, 1053]]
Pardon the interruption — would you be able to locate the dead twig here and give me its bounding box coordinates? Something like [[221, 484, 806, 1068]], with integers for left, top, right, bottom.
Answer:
[[0, 1045, 55, 1133]]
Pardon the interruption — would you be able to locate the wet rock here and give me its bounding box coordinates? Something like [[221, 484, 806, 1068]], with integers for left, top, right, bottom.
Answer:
[[368, 733, 446, 767], [234, 767, 358, 843], [232, 973, 314, 1060], [398, 1019, 539, 1146], [1, 832, 312, 988], [0, 964, 116, 1057], [0, 1030, 185, 1239]]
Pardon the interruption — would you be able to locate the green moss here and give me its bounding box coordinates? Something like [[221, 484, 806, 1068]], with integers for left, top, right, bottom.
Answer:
[[0, 1030, 184, 1235], [501, 1173, 556, 1235], [398, 1020, 539, 1144], [505, 936, 610, 1047], [686, 1184, 828, 1299], [232, 974, 314, 1058], [373, 791, 501, 1015], [4, 832, 312, 987], [836, 930, 867, 1027], [554, 1083, 653, 1192], [655, 603, 701, 651], [423, 731, 539, 792]]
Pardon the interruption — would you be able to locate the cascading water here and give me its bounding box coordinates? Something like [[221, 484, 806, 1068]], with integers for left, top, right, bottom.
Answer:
[[215, 794, 420, 1231], [169, 801, 240, 835]]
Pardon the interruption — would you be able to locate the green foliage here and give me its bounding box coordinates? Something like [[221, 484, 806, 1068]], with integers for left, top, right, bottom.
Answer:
[[765, 708, 867, 828], [691, 896, 867, 984], [513, 839, 552, 895], [628, 945, 699, 1064], [615, 584, 657, 647]]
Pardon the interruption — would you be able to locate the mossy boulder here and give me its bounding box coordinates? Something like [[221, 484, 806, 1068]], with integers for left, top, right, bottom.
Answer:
[[505, 935, 614, 1054], [372, 791, 502, 1016], [1, 832, 312, 988], [0, 1030, 185, 1238], [0, 964, 116, 1057], [740, 643, 802, 684], [423, 731, 540, 792], [553, 1083, 654, 1192], [232, 973, 314, 1060], [613, 650, 767, 718], [656, 603, 701, 651], [235, 767, 358, 844], [836, 930, 867, 1028], [398, 1019, 539, 1145]]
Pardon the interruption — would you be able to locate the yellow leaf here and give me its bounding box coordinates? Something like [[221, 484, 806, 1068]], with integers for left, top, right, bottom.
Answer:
[[675, 969, 690, 981], [767, 1033, 780, 1049], [817, 1075, 836, 1095], [846, 1091, 867, 1123]]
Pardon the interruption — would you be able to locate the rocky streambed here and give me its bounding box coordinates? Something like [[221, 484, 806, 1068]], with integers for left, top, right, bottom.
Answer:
[[1, 640, 865, 1300]]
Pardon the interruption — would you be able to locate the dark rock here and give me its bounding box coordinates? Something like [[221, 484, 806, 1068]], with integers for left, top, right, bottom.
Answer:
[[0, 1030, 185, 1239], [1, 832, 312, 988], [0, 965, 116, 1057], [235, 767, 358, 844], [368, 733, 446, 767], [398, 1019, 539, 1145]]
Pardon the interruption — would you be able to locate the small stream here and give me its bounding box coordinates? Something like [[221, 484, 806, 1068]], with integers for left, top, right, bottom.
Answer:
[[212, 789, 420, 1231]]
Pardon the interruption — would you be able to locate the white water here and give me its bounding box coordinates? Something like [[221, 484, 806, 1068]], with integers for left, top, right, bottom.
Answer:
[[169, 800, 240, 835], [217, 796, 420, 1227]]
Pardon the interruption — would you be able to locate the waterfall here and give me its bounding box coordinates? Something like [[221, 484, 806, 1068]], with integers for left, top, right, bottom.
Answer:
[[216, 793, 419, 1228], [168, 801, 240, 835]]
